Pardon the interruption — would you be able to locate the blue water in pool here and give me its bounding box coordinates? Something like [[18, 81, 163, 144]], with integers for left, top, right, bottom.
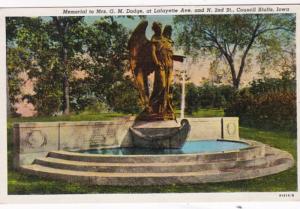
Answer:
[[78, 140, 249, 155]]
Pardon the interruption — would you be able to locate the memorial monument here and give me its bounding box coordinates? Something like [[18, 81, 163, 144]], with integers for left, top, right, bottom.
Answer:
[[128, 20, 190, 148]]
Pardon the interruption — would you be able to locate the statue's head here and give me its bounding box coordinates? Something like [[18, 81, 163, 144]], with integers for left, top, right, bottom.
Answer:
[[152, 22, 162, 35], [163, 25, 172, 39]]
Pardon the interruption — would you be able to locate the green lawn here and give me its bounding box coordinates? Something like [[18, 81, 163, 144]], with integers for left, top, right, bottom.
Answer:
[[7, 112, 127, 125], [7, 112, 297, 194], [190, 108, 225, 117], [174, 108, 225, 118]]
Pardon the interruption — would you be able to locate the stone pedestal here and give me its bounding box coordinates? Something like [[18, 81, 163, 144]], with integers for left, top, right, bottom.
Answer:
[[130, 119, 191, 149]]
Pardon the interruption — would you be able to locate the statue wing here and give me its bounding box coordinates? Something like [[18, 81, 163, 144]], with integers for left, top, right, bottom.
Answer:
[[128, 20, 149, 53], [128, 21, 152, 73]]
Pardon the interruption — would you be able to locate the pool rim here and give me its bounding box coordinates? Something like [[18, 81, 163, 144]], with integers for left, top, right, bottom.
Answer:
[[64, 139, 263, 157]]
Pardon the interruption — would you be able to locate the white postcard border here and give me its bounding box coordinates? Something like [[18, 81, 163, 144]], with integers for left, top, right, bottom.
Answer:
[[0, 3, 299, 203]]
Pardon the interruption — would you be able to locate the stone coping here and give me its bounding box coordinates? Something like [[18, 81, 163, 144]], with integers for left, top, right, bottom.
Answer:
[[51, 139, 264, 162], [67, 139, 257, 153], [13, 117, 238, 128], [14, 120, 134, 128]]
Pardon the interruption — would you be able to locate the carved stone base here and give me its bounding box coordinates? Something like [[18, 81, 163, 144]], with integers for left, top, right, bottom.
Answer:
[[130, 119, 191, 149]]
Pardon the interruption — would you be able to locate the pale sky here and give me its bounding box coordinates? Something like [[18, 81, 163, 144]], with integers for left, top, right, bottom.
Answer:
[[85, 15, 174, 39]]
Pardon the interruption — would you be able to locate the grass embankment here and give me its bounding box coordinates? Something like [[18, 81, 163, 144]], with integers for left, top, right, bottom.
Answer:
[[7, 111, 297, 194]]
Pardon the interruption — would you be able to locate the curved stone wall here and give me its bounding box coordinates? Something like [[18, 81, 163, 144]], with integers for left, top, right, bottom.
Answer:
[[13, 117, 239, 167]]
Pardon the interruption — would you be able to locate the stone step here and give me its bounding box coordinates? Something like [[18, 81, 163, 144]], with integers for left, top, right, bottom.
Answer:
[[47, 146, 265, 163], [20, 156, 294, 186], [33, 153, 279, 173]]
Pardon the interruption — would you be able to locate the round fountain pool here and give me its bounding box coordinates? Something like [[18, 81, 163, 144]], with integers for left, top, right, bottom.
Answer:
[[77, 140, 250, 155], [20, 138, 294, 186]]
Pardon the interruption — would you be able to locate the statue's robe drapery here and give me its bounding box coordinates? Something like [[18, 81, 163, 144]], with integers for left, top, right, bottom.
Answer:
[[149, 35, 175, 120], [128, 21, 175, 121]]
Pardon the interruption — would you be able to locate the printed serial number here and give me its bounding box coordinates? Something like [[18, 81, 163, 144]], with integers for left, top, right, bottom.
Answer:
[[279, 193, 294, 198]]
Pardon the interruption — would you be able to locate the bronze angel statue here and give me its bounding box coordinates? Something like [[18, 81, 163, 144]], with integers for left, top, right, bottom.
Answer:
[[128, 21, 182, 121]]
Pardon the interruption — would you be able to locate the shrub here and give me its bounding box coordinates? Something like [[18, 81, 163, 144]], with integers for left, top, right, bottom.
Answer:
[[225, 78, 296, 132], [82, 101, 110, 114], [171, 83, 182, 110], [186, 83, 201, 114], [249, 77, 296, 95], [185, 83, 235, 114], [106, 78, 141, 114]]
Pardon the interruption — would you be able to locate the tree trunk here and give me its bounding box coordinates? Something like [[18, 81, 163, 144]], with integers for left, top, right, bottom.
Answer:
[[225, 56, 240, 90], [61, 41, 70, 115], [61, 46, 70, 115], [53, 17, 71, 115], [63, 74, 70, 115], [6, 78, 11, 117], [233, 78, 240, 89]]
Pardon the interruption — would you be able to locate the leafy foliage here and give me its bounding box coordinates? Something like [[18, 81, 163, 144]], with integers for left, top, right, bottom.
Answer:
[[6, 47, 29, 114], [225, 78, 296, 131], [171, 83, 182, 110], [6, 16, 139, 115], [84, 17, 139, 114], [249, 77, 296, 95], [6, 15, 296, 118], [105, 77, 140, 113], [185, 83, 235, 114], [174, 14, 295, 89], [7, 17, 87, 115], [185, 83, 201, 114], [6, 17, 44, 115]]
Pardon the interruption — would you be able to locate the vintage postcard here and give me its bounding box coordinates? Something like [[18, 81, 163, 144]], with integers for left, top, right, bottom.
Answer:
[[0, 1, 299, 203]]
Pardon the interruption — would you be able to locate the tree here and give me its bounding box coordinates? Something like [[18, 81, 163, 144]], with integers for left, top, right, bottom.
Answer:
[[14, 17, 62, 115], [106, 76, 140, 113], [85, 17, 139, 113], [49, 17, 86, 115], [185, 83, 200, 114], [6, 17, 43, 116], [174, 14, 295, 89], [10, 17, 86, 115], [257, 32, 296, 80], [7, 16, 140, 115]]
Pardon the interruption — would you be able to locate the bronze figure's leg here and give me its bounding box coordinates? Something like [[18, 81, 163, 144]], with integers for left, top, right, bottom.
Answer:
[[134, 68, 149, 109]]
